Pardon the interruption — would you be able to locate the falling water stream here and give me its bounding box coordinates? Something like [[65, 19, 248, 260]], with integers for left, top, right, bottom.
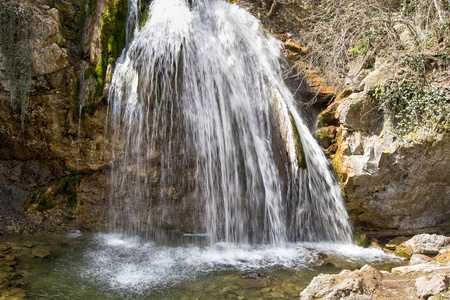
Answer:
[[0, 1, 406, 299], [108, 0, 352, 244]]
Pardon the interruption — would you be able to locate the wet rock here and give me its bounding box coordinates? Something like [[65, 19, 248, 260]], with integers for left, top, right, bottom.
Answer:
[[0, 287, 26, 299], [222, 285, 240, 293], [300, 264, 381, 299], [2, 261, 17, 267], [239, 272, 268, 280], [415, 274, 449, 299], [0, 246, 11, 252], [282, 41, 309, 55], [31, 248, 51, 258], [269, 291, 285, 298]]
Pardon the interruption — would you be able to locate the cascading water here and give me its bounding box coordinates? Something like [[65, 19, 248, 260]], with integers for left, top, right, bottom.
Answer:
[[107, 0, 352, 244]]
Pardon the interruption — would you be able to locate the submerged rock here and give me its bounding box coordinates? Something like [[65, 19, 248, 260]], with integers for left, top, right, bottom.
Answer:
[[31, 248, 51, 258]]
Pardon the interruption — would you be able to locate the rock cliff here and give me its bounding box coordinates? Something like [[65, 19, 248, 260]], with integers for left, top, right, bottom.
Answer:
[[0, 0, 111, 234], [0, 0, 449, 238]]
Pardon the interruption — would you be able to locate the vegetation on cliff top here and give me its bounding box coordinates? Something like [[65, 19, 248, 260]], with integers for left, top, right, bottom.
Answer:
[[245, 0, 449, 136]]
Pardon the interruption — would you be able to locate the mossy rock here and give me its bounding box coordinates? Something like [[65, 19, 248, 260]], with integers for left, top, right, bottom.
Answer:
[[394, 245, 414, 259], [289, 113, 307, 169], [24, 175, 83, 212]]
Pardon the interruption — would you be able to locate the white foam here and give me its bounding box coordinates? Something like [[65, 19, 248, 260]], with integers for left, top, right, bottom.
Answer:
[[81, 234, 400, 292]]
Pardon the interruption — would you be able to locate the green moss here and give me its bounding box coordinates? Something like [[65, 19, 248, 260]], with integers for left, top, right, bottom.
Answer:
[[24, 175, 83, 211], [95, 52, 108, 87], [315, 130, 330, 140], [353, 234, 368, 246], [394, 246, 412, 259], [107, 36, 118, 58], [332, 161, 341, 177], [25, 189, 52, 211], [84, 0, 127, 117], [289, 113, 307, 169], [317, 117, 327, 127], [89, 0, 98, 15], [58, 175, 82, 208]]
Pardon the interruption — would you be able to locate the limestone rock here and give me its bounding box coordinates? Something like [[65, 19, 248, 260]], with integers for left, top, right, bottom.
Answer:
[[30, 6, 64, 50], [410, 254, 434, 265], [336, 91, 382, 132], [415, 274, 449, 299], [391, 264, 450, 276], [282, 41, 309, 55], [435, 252, 450, 263], [300, 264, 381, 299], [0, 0, 109, 235], [82, 0, 108, 65], [396, 234, 450, 258], [31, 43, 69, 76]]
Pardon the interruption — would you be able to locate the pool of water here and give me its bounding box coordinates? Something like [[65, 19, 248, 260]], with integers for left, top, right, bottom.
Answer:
[[0, 232, 404, 299]]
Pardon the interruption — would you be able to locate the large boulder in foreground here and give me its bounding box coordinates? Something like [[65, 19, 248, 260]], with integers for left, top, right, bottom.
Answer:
[[301, 262, 450, 300]]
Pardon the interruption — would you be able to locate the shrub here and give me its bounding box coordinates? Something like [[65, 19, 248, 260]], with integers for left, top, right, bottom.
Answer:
[[374, 79, 450, 135]]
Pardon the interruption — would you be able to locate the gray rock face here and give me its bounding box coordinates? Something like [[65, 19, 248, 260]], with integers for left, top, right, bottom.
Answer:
[[317, 59, 450, 234]]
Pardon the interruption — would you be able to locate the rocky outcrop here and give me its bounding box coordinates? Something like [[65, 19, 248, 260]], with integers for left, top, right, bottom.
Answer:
[[314, 56, 450, 235], [0, 0, 111, 235]]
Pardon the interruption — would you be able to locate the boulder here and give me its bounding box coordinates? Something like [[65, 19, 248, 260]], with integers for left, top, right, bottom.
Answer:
[[415, 274, 449, 299], [336, 91, 382, 133], [410, 254, 434, 265], [300, 264, 381, 299], [395, 234, 450, 258]]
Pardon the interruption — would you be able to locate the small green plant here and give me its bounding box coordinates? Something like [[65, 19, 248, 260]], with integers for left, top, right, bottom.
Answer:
[[315, 129, 330, 140], [0, 1, 32, 128]]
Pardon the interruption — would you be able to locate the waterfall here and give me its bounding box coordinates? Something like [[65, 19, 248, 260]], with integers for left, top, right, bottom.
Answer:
[[107, 0, 352, 244]]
